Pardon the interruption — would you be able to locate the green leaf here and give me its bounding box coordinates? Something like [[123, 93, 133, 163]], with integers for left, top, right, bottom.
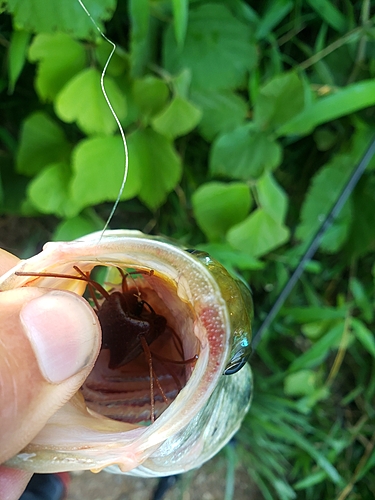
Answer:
[[210, 125, 282, 180], [192, 182, 252, 242], [0, 158, 29, 214], [8, 29, 31, 93], [95, 41, 128, 78], [284, 370, 317, 397], [296, 155, 354, 253], [256, 172, 288, 224], [5, 0, 116, 38], [350, 278, 373, 322], [172, 0, 188, 47], [171, 68, 192, 98], [16, 112, 71, 176], [278, 80, 375, 136], [132, 76, 169, 119], [127, 128, 182, 210], [351, 318, 375, 358], [27, 162, 75, 217], [254, 71, 305, 131], [283, 306, 347, 323], [227, 208, 290, 258], [343, 175, 375, 258], [197, 243, 264, 271], [306, 0, 346, 33], [29, 33, 86, 101], [151, 96, 202, 139], [55, 68, 126, 136], [255, 0, 293, 40], [129, 0, 152, 76], [163, 3, 257, 90], [70, 136, 140, 213], [53, 213, 103, 241], [191, 88, 248, 141], [289, 323, 344, 372]]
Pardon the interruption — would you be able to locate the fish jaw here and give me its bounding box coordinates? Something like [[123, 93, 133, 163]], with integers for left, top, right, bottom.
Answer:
[[1, 230, 252, 475]]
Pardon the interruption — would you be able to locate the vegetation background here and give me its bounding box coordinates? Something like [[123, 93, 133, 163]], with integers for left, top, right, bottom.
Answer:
[[1, 0, 375, 498]]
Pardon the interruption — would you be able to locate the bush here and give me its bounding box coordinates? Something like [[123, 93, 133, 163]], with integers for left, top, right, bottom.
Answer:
[[2, 1, 375, 498]]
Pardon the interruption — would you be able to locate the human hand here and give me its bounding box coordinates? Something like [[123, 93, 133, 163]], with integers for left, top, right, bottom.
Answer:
[[0, 249, 101, 500]]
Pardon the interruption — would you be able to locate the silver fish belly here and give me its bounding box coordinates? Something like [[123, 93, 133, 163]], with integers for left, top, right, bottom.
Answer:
[[0, 230, 253, 477]]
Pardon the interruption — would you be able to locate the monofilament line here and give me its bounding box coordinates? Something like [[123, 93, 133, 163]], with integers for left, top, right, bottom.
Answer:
[[77, 0, 129, 238]]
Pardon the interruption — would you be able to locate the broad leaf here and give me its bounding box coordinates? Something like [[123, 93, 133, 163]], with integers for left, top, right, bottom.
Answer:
[[16, 112, 71, 176], [5, 0, 116, 38], [254, 71, 305, 131], [191, 88, 248, 141], [132, 76, 169, 119], [210, 125, 282, 180], [296, 155, 354, 253], [152, 96, 202, 139], [55, 68, 126, 136], [171, 68, 192, 99], [126, 128, 182, 210], [27, 162, 75, 217], [289, 323, 344, 372], [227, 208, 290, 258], [344, 175, 375, 258], [163, 3, 257, 90], [256, 172, 288, 224], [70, 136, 140, 213], [8, 29, 31, 93], [95, 42, 128, 78], [197, 243, 264, 272], [284, 370, 317, 397], [29, 33, 86, 101], [192, 182, 252, 242], [53, 214, 103, 242]]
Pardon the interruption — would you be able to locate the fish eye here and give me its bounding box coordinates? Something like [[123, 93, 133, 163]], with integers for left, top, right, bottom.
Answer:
[[224, 356, 248, 375]]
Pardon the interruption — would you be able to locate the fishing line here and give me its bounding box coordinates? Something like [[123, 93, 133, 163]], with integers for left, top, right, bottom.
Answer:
[[252, 135, 375, 351], [77, 0, 129, 238]]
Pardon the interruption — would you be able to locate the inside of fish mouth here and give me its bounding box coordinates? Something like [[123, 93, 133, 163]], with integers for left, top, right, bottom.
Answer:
[[79, 264, 198, 426]]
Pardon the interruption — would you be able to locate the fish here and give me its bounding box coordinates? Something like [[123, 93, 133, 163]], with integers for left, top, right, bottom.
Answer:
[[0, 230, 253, 477]]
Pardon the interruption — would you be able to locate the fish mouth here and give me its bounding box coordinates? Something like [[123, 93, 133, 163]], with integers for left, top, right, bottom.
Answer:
[[80, 266, 199, 425], [14, 261, 200, 427], [1, 232, 248, 475]]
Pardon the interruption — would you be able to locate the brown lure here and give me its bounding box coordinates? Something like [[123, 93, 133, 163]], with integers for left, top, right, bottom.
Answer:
[[15, 265, 197, 423]]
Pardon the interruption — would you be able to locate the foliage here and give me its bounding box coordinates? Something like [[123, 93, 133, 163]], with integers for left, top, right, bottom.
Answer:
[[1, 1, 375, 499]]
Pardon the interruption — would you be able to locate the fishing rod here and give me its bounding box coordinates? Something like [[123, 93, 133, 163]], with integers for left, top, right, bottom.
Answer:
[[251, 135, 375, 350]]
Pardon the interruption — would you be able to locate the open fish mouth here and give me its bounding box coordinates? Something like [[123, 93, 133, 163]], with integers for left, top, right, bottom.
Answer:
[[80, 265, 199, 425], [0, 230, 253, 477]]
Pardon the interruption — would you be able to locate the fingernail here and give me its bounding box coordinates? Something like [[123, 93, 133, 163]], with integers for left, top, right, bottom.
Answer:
[[20, 291, 99, 384]]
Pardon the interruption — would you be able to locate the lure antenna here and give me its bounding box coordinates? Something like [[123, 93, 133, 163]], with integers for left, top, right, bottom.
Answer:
[[252, 135, 375, 350], [77, 0, 129, 238]]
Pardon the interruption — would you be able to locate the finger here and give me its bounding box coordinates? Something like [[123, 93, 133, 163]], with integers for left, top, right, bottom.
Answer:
[[0, 287, 101, 464], [0, 249, 20, 276], [0, 466, 32, 500]]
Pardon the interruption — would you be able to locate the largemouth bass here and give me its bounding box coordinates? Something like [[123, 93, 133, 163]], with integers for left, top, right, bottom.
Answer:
[[0, 230, 252, 477]]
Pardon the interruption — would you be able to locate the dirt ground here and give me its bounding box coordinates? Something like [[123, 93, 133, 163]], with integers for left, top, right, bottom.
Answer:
[[66, 459, 260, 500]]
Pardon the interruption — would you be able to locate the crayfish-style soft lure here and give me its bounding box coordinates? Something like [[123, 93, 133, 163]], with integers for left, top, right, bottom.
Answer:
[[0, 230, 252, 477]]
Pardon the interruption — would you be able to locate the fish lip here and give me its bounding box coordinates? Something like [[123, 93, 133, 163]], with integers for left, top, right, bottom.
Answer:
[[1, 231, 233, 472]]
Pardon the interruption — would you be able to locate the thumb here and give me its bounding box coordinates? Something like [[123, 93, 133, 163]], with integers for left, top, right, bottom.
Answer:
[[0, 287, 101, 464]]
